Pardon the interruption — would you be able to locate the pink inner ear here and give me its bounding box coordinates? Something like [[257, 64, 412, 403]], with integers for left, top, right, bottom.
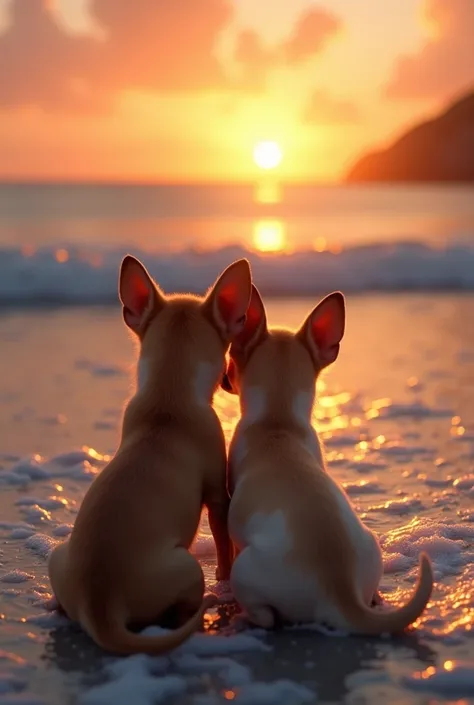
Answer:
[[127, 271, 150, 316], [312, 310, 342, 348], [217, 283, 239, 323], [312, 311, 335, 347]]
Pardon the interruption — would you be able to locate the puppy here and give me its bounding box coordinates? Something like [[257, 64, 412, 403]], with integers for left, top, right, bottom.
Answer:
[[223, 285, 433, 634], [48, 255, 252, 654]]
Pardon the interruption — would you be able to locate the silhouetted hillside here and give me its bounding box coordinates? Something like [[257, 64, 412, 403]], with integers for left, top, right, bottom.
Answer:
[[346, 90, 474, 183]]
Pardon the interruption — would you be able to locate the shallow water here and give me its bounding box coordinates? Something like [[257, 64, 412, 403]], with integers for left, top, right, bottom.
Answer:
[[0, 294, 473, 705]]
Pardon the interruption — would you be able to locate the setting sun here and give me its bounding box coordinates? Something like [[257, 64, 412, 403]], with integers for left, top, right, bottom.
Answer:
[[253, 220, 286, 252], [253, 141, 283, 170]]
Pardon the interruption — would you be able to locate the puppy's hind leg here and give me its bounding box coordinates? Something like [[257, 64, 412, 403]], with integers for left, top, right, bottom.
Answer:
[[133, 549, 214, 630], [231, 548, 276, 630]]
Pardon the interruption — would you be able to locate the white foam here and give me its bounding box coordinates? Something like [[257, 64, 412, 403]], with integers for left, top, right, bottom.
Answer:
[[18, 506, 51, 525], [370, 400, 453, 420], [140, 627, 270, 656], [342, 480, 382, 495], [52, 524, 73, 538], [24, 534, 57, 559], [0, 672, 28, 695], [79, 654, 186, 705], [75, 359, 126, 378], [25, 612, 70, 628], [0, 571, 34, 584], [323, 433, 361, 448], [2, 241, 474, 307], [381, 517, 474, 580], [15, 497, 67, 511], [348, 459, 389, 473], [369, 497, 425, 515], [452, 474, 474, 490], [376, 442, 433, 458], [173, 654, 251, 687], [0, 449, 106, 486]]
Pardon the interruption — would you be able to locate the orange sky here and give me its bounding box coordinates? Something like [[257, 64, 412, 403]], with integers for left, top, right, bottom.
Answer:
[[0, 0, 472, 182]]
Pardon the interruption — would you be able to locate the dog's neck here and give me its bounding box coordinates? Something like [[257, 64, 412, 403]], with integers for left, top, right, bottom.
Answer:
[[240, 382, 316, 430], [121, 355, 220, 442], [137, 355, 220, 407]]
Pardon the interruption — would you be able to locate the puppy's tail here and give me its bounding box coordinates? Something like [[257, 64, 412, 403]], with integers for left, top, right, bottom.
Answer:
[[342, 553, 433, 635], [83, 593, 217, 655]]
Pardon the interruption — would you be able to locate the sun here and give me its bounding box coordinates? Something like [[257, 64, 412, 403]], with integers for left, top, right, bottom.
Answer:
[[253, 141, 282, 170]]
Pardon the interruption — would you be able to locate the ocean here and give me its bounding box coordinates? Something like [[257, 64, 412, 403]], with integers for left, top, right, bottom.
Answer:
[[0, 182, 473, 305]]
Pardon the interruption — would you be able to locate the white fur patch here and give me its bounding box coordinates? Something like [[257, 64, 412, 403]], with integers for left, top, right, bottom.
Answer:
[[230, 508, 319, 624], [240, 386, 266, 424], [194, 362, 219, 405], [137, 357, 149, 391], [291, 391, 323, 462], [243, 510, 293, 556], [292, 391, 314, 425]]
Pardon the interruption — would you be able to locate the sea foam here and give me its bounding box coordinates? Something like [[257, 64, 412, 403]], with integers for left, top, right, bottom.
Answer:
[[1, 241, 474, 306]]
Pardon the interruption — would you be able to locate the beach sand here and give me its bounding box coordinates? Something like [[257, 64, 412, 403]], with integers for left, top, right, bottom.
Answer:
[[0, 294, 473, 705]]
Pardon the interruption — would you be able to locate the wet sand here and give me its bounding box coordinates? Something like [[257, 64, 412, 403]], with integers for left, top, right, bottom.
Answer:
[[0, 294, 473, 704]]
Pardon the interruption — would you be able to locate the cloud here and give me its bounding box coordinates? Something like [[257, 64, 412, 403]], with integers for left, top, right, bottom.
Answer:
[[0, 1, 342, 111], [303, 89, 360, 124], [283, 8, 342, 63], [386, 0, 474, 101], [90, 0, 232, 91], [235, 7, 342, 90], [0, 0, 233, 110], [0, 0, 100, 110]]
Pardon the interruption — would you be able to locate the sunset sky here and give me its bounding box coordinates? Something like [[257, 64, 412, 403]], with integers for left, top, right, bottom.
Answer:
[[0, 0, 472, 182]]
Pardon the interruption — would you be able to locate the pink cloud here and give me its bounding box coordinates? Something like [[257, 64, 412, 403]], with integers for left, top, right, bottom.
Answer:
[[304, 89, 360, 124], [235, 7, 342, 90], [91, 0, 232, 91], [386, 0, 474, 102], [283, 8, 342, 63], [0, 0, 233, 110], [0, 0, 100, 110], [0, 0, 343, 111]]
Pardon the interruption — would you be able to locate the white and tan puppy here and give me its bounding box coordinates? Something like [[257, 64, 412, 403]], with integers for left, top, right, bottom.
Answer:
[[48, 255, 253, 655], [223, 286, 433, 634]]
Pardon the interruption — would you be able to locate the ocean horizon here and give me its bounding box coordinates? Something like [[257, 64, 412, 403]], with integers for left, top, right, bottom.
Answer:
[[0, 181, 473, 306]]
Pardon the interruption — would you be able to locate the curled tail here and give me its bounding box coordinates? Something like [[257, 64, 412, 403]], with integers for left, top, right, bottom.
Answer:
[[343, 553, 433, 635], [83, 593, 217, 655]]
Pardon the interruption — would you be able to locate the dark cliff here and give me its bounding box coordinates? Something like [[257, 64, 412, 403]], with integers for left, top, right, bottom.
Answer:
[[346, 90, 474, 183]]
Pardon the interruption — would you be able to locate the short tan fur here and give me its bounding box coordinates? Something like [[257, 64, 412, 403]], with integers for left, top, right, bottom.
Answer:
[[224, 285, 433, 634], [48, 255, 252, 654]]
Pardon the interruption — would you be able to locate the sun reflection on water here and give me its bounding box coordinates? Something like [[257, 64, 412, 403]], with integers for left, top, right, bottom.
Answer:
[[253, 220, 287, 253]]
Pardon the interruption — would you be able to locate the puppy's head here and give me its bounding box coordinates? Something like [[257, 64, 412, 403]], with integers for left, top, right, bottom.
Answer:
[[222, 284, 345, 401], [119, 255, 252, 402]]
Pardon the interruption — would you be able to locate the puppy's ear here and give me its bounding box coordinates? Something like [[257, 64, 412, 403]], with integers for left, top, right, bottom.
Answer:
[[298, 292, 345, 368], [205, 259, 252, 341], [231, 284, 268, 356], [119, 255, 165, 335]]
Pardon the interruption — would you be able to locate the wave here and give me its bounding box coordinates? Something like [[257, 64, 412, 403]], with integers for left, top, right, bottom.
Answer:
[[1, 241, 474, 306]]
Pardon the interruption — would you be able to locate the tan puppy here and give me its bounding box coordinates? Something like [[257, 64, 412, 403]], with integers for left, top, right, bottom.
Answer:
[[48, 255, 252, 655], [223, 286, 433, 634]]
